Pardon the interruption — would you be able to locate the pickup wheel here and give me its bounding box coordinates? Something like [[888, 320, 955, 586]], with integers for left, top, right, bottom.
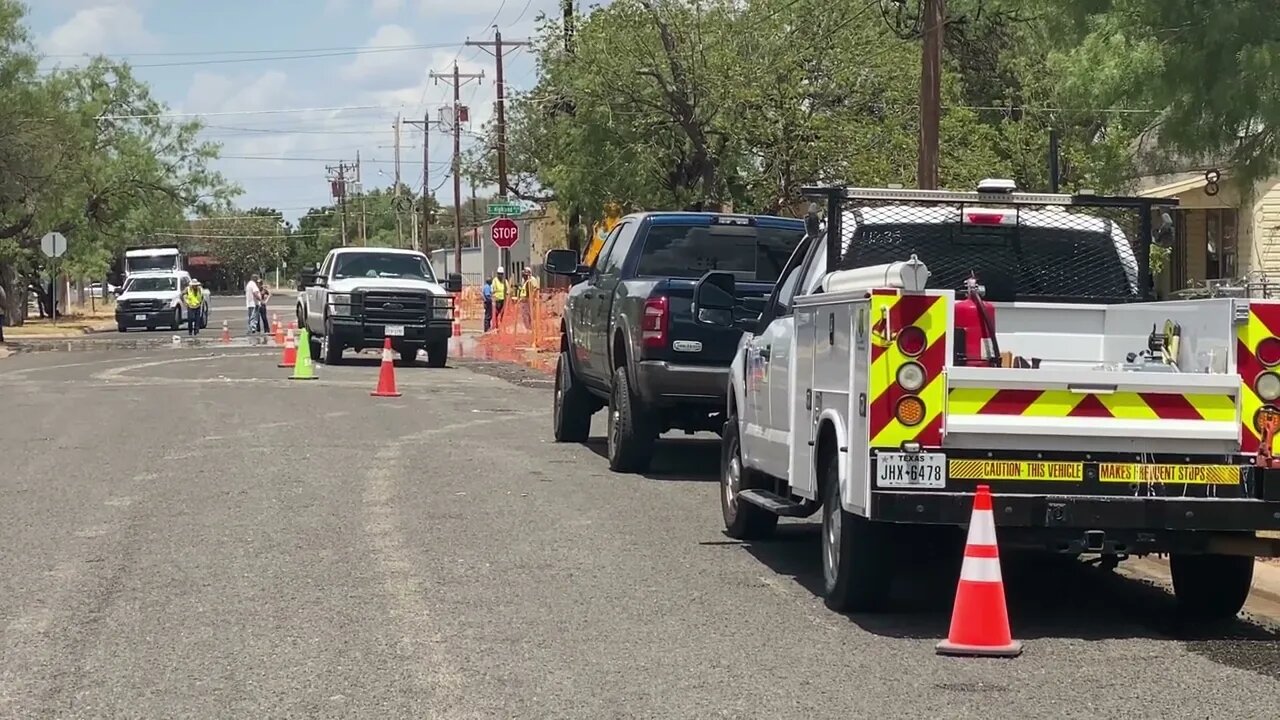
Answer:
[[308, 333, 322, 361], [553, 351, 592, 443], [821, 451, 892, 612], [606, 365, 656, 473], [1170, 553, 1254, 621], [425, 339, 448, 368], [720, 416, 778, 540], [322, 331, 344, 365]]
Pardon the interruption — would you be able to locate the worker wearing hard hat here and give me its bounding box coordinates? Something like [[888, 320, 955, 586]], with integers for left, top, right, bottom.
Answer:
[[491, 267, 508, 325], [517, 267, 539, 330], [184, 279, 205, 337]]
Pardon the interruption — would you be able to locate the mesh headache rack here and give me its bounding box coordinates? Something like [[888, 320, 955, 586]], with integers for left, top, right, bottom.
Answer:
[[801, 182, 1179, 304]]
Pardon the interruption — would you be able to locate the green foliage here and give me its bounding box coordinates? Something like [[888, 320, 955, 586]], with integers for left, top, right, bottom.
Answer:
[[0, 0, 238, 322], [469, 0, 1159, 228]]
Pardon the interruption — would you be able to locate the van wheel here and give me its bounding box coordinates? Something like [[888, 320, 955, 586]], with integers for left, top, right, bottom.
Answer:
[[721, 416, 778, 539], [821, 450, 891, 612], [553, 351, 592, 442], [1170, 553, 1254, 621], [607, 366, 655, 473]]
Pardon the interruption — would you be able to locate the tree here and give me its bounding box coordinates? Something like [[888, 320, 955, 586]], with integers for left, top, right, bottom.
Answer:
[[0, 0, 237, 323]]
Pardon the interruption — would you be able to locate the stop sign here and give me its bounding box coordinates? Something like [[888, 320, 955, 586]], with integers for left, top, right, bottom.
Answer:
[[490, 218, 520, 249]]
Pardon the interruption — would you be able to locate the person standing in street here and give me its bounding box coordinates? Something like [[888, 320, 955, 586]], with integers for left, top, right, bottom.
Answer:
[[245, 274, 262, 336], [491, 267, 508, 327], [481, 277, 493, 332], [517, 267, 539, 331], [258, 281, 272, 338], [184, 280, 204, 337]]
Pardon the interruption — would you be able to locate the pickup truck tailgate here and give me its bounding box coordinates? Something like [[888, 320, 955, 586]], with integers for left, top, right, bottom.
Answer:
[[656, 279, 774, 365], [944, 367, 1240, 453]]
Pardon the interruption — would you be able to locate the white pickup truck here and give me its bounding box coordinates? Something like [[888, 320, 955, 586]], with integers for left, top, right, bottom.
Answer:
[[696, 179, 1280, 621], [114, 270, 207, 332], [296, 247, 462, 366]]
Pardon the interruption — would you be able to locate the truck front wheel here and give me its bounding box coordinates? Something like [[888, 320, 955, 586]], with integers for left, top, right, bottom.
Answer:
[[720, 416, 778, 539], [1170, 553, 1254, 621], [553, 351, 592, 443], [607, 365, 655, 473], [322, 331, 344, 365], [425, 339, 448, 368], [821, 451, 892, 612]]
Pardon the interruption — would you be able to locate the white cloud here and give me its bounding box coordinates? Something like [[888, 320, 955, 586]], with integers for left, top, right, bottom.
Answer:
[[417, 0, 506, 17], [371, 0, 405, 18], [339, 24, 422, 90], [42, 4, 160, 57]]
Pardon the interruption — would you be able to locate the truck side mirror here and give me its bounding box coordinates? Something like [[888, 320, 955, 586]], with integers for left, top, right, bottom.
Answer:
[[444, 273, 463, 293], [693, 271, 737, 328], [544, 248, 581, 276]]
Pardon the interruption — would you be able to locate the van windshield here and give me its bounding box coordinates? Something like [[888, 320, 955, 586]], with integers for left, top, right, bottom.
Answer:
[[634, 222, 805, 283]]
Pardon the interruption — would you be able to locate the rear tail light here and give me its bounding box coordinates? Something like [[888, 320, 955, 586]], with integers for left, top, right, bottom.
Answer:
[[896, 396, 925, 426], [896, 325, 926, 356], [1258, 337, 1280, 367], [641, 296, 669, 349], [1257, 371, 1280, 401], [896, 362, 926, 392]]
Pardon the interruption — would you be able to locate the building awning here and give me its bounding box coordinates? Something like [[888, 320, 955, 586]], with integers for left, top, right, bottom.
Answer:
[[187, 254, 219, 267]]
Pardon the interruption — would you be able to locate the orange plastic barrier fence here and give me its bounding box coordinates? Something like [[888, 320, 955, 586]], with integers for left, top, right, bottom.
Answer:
[[457, 288, 566, 375]]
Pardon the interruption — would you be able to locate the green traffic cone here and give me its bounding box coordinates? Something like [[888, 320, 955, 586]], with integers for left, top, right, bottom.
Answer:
[[291, 327, 318, 380]]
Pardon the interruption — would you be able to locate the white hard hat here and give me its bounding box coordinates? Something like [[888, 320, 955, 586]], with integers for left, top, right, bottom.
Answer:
[[495, 267, 505, 274]]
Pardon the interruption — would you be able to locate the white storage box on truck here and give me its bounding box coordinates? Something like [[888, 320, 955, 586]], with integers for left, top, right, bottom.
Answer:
[[696, 180, 1280, 620]]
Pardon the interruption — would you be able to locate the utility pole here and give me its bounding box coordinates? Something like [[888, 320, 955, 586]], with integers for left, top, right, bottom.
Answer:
[[356, 151, 368, 246], [404, 113, 438, 253], [430, 62, 484, 275], [393, 114, 404, 247], [918, 0, 943, 190], [467, 29, 531, 199], [326, 161, 357, 246]]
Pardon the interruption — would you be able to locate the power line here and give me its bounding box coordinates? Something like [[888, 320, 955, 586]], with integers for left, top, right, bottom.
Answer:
[[41, 44, 464, 71], [42, 42, 455, 59], [218, 155, 451, 164], [95, 104, 389, 120]]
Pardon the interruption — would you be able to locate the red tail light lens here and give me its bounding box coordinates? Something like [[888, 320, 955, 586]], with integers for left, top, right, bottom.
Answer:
[[896, 325, 927, 356], [1258, 337, 1280, 367], [642, 296, 669, 348]]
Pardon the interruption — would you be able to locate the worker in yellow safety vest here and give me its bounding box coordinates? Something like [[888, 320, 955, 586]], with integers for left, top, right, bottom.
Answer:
[[490, 267, 508, 324], [184, 279, 204, 337], [517, 267, 540, 329]]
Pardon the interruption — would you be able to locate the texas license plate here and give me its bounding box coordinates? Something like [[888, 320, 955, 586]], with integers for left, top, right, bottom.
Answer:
[[876, 452, 946, 488], [135, 314, 147, 321], [384, 324, 405, 337]]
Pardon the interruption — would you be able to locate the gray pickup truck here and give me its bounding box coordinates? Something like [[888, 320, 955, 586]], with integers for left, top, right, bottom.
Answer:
[[546, 211, 807, 473]]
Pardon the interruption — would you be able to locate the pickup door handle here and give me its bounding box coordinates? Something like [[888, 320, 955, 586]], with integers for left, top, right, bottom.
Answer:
[[759, 345, 771, 360]]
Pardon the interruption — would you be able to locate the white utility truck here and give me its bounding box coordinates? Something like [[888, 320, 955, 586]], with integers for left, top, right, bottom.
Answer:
[[123, 245, 183, 279], [695, 179, 1280, 620], [296, 247, 463, 367]]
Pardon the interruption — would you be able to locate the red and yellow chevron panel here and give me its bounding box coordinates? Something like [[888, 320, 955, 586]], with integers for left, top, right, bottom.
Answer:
[[947, 387, 1235, 421], [866, 292, 948, 448], [1238, 300, 1280, 453]]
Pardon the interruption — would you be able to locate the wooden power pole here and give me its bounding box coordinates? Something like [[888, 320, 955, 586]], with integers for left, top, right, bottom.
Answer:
[[918, 0, 944, 190], [466, 29, 530, 199], [430, 62, 483, 275], [403, 113, 437, 253]]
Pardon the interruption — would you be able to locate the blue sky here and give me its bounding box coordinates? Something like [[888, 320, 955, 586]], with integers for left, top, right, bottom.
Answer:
[[28, 0, 564, 222]]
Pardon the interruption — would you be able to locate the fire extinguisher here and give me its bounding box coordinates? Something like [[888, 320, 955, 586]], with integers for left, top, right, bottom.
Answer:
[[953, 273, 1001, 367]]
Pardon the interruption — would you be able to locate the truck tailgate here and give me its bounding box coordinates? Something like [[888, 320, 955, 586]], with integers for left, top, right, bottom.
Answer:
[[944, 367, 1240, 452], [657, 279, 774, 366]]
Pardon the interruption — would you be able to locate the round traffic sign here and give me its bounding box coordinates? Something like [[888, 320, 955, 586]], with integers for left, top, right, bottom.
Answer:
[[491, 218, 520, 249]]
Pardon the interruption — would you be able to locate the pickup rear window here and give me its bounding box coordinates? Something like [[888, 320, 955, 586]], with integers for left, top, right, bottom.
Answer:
[[635, 223, 804, 283]]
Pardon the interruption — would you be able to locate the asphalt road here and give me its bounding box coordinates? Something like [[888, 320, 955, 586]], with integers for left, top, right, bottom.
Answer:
[[2, 345, 1280, 718]]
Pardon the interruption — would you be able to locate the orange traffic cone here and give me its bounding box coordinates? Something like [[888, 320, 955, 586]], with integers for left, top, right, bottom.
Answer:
[[273, 314, 285, 345], [371, 337, 402, 397], [277, 327, 297, 368], [936, 484, 1022, 658], [220, 319, 231, 344]]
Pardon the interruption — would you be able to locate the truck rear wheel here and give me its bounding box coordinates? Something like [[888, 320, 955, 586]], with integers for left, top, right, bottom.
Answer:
[[720, 416, 778, 540], [821, 451, 891, 612], [553, 351, 592, 443], [607, 365, 655, 473], [1170, 553, 1254, 621]]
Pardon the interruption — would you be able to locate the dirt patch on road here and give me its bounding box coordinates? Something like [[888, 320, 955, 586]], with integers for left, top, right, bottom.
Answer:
[[452, 357, 554, 390]]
